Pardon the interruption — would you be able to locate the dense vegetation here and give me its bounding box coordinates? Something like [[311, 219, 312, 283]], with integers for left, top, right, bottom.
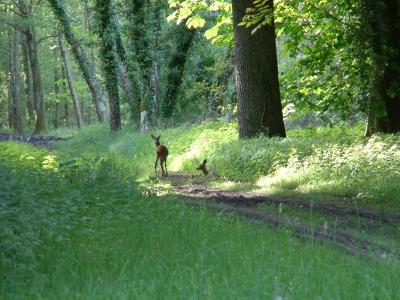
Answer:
[[1, 127, 400, 298], [1, 0, 399, 298]]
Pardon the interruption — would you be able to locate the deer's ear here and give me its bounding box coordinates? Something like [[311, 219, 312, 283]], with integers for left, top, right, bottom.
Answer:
[[151, 134, 155, 139], [157, 135, 161, 139]]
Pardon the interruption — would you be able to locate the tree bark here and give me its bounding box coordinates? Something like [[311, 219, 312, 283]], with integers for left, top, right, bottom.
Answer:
[[54, 64, 61, 129], [363, 0, 400, 135], [59, 35, 83, 128], [7, 29, 13, 130], [48, 0, 107, 123], [232, 0, 286, 138], [61, 64, 70, 127], [25, 25, 47, 134], [162, 24, 195, 119], [95, 0, 121, 131], [21, 34, 35, 122], [11, 28, 23, 133]]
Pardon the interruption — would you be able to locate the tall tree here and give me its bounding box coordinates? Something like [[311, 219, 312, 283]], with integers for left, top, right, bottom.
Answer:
[[161, 24, 195, 119], [25, 21, 47, 134], [363, 0, 400, 135], [58, 35, 83, 128], [48, 0, 107, 123], [54, 62, 61, 129], [232, 0, 285, 138], [11, 26, 23, 133], [21, 34, 34, 123], [95, 0, 121, 131], [14, 0, 48, 134]]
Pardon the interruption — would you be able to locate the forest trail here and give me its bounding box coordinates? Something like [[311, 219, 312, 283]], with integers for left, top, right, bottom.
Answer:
[[2, 134, 398, 260], [159, 172, 400, 260]]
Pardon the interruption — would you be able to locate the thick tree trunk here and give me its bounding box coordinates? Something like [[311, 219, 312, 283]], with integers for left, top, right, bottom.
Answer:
[[21, 34, 35, 122], [162, 24, 195, 119], [59, 36, 83, 128], [49, 0, 107, 123], [232, 0, 286, 138], [54, 65, 61, 129], [95, 0, 121, 131], [11, 28, 23, 133], [25, 25, 47, 134], [363, 0, 400, 135]]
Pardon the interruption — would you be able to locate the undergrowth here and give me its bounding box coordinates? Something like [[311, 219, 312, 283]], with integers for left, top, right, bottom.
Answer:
[[52, 121, 400, 211], [1, 141, 400, 299]]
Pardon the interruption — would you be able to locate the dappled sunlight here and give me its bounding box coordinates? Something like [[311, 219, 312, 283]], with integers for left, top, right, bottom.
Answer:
[[41, 154, 59, 171]]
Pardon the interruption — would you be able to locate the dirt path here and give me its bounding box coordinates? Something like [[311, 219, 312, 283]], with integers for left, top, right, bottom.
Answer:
[[159, 173, 400, 260], [0, 133, 69, 149]]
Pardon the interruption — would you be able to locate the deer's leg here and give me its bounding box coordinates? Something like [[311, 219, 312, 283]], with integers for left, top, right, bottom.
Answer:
[[155, 156, 159, 176], [160, 159, 165, 177]]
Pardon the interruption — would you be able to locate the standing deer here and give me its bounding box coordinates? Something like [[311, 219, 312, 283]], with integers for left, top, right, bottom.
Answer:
[[151, 134, 169, 177]]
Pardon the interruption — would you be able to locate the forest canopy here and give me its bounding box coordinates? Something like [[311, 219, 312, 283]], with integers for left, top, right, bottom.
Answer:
[[0, 0, 399, 136]]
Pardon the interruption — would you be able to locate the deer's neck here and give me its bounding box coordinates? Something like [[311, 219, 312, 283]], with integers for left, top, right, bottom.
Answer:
[[155, 142, 161, 147]]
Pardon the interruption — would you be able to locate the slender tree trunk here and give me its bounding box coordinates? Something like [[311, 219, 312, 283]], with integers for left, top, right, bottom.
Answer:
[[11, 28, 23, 133], [84, 1, 97, 71], [21, 34, 35, 122], [95, 0, 121, 131], [232, 0, 286, 138], [54, 65, 61, 129], [25, 25, 47, 134], [48, 0, 107, 123], [61, 64, 70, 127], [7, 30, 13, 129], [59, 35, 83, 128], [162, 24, 195, 119], [151, 1, 162, 123]]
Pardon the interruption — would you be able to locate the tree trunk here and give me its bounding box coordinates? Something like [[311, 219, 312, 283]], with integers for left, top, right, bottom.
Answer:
[[61, 64, 70, 127], [363, 0, 400, 135], [21, 34, 35, 122], [232, 0, 286, 138], [95, 0, 121, 131], [54, 65, 61, 129], [162, 24, 195, 119], [11, 28, 23, 133], [25, 25, 47, 134], [49, 0, 107, 123], [7, 30, 13, 130], [59, 35, 83, 128]]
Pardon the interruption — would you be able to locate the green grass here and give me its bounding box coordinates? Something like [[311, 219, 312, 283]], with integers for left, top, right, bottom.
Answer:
[[1, 141, 400, 299], [51, 121, 400, 212]]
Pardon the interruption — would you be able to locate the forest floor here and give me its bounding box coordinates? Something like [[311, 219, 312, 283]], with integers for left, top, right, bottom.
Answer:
[[155, 172, 400, 260], [3, 133, 399, 260]]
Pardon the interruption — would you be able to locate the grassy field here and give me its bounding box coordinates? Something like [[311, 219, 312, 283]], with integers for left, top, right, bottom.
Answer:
[[1, 122, 399, 299]]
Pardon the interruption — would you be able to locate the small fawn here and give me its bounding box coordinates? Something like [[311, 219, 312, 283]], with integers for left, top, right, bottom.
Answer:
[[151, 134, 169, 177], [196, 159, 209, 176]]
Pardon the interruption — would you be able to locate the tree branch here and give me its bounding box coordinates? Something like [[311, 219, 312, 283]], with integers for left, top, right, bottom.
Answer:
[[0, 17, 25, 32], [37, 33, 60, 44]]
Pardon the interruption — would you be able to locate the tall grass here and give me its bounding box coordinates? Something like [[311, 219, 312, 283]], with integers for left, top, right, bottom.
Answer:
[[1, 141, 399, 299], [51, 121, 400, 211]]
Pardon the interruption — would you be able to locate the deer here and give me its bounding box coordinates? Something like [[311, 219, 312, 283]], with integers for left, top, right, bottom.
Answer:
[[151, 134, 169, 177], [196, 159, 209, 176]]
